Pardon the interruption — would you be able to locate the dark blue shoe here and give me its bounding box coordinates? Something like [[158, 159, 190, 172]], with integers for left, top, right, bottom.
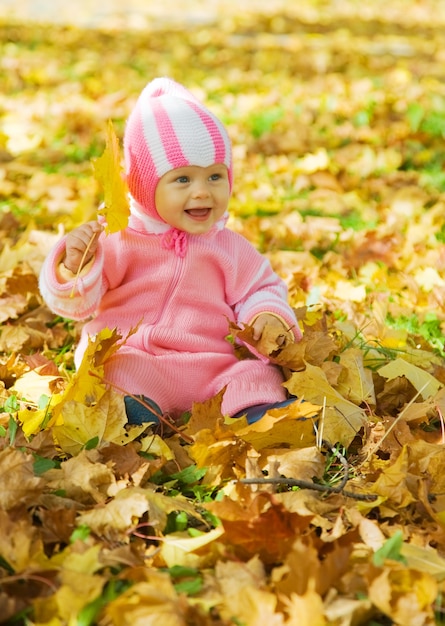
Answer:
[[232, 397, 297, 424], [124, 395, 162, 425]]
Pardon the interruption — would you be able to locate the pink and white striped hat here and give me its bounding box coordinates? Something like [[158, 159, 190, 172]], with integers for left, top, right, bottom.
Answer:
[[124, 77, 233, 222]]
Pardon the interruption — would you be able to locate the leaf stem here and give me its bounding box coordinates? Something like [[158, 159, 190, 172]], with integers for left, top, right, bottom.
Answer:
[[69, 232, 97, 298]]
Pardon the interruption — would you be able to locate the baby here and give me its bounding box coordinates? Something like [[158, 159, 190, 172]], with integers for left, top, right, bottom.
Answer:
[[39, 77, 302, 425]]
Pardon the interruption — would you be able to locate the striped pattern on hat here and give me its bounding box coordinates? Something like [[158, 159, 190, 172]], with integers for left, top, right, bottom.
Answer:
[[124, 77, 233, 222]]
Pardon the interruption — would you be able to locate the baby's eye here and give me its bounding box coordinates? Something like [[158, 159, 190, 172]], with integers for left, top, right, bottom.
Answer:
[[176, 176, 189, 183], [209, 173, 221, 181]]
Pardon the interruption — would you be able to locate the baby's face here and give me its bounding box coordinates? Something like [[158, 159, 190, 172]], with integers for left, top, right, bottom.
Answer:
[[154, 164, 230, 234]]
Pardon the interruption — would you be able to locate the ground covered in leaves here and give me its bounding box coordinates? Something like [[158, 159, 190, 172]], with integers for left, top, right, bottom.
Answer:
[[2, 1, 445, 624]]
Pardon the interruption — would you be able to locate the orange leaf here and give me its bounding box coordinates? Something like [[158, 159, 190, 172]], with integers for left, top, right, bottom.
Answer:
[[206, 486, 312, 563]]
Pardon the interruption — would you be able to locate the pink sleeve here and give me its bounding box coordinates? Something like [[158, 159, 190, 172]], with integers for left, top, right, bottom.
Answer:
[[39, 236, 106, 320], [225, 235, 302, 341]]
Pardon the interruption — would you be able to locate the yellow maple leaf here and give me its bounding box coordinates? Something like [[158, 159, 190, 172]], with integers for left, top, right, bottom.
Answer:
[[160, 527, 225, 569], [230, 399, 320, 450], [17, 392, 64, 438], [51, 389, 129, 456], [220, 585, 283, 626], [336, 347, 376, 406], [93, 120, 129, 234], [52, 326, 130, 423], [11, 370, 63, 404], [368, 564, 437, 625], [285, 363, 368, 446], [34, 568, 105, 625], [377, 357, 442, 400], [282, 585, 326, 626], [103, 571, 188, 626], [371, 446, 416, 508], [400, 543, 445, 582]]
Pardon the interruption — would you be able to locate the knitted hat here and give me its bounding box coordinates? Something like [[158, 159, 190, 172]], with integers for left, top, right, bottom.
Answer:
[[124, 77, 233, 222]]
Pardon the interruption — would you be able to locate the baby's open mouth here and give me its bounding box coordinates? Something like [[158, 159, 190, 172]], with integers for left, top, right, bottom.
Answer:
[[186, 208, 211, 218]]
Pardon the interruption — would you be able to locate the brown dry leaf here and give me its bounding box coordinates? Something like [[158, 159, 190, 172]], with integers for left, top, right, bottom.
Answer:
[[4, 262, 39, 296], [45, 449, 116, 505], [0, 447, 45, 510], [38, 506, 77, 545], [404, 439, 445, 495], [271, 538, 320, 597], [228, 319, 337, 371], [0, 509, 46, 572], [76, 487, 149, 539], [0, 294, 29, 324], [257, 321, 294, 355], [214, 555, 267, 598], [78, 486, 202, 539], [0, 594, 23, 625], [267, 446, 326, 482], [0, 323, 50, 352], [24, 353, 62, 377], [375, 376, 418, 416], [272, 531, 356, 598], [344, 230, 401, 269], [99, 441, 156, 481]]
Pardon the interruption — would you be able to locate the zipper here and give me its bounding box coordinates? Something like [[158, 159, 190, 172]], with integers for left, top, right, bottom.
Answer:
[[155, 253, 185, 324]]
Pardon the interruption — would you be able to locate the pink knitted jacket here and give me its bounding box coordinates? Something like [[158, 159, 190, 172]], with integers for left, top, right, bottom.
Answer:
[[39, 209, 301, 416]]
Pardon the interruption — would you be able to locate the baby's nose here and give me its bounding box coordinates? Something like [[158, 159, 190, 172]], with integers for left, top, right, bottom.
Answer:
[[192, 182, 210, 198]]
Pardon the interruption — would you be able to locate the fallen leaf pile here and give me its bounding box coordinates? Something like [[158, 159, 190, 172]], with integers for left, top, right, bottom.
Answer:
[[1, 1, 445, 624]]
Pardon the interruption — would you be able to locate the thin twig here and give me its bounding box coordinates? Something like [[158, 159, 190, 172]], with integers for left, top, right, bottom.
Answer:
[[1, 573, 58, 592], [239, 477, 377, 501], [239, 440, 377, 501]]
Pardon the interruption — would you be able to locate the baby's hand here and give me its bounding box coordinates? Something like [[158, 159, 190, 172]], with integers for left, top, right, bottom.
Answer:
[[63, 221, 103, 274], [252, 313, 293, 347]]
